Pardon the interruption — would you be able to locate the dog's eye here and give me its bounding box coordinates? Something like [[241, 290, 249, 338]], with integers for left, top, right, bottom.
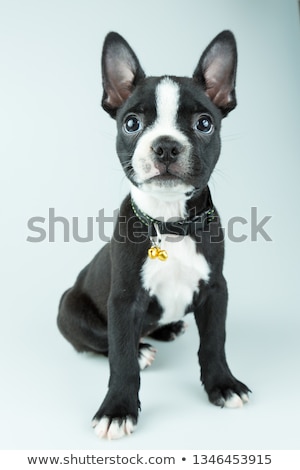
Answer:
[[195, 115, 213, 134], [124, 115, 142, 134]]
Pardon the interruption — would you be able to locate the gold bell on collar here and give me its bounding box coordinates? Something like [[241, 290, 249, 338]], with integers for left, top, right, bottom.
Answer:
[[157, 249, 168, 261], [148, 223, 168, 261], [148, 246, 159, 259], [148, 245, 168, 261]]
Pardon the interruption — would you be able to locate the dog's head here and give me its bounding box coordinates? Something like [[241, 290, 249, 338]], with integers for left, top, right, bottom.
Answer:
[[101, 31, 237, 200]]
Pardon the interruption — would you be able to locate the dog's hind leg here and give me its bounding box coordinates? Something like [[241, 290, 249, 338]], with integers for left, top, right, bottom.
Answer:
[[57, 288, 108, 354], [149, 320, 187, 341]]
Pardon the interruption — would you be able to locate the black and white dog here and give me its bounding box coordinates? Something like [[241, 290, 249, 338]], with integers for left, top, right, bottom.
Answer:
[[57, 31, 250, 440]]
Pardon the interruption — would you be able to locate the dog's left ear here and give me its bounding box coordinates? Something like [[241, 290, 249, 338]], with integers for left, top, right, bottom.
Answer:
[[193, 31, 237, 117], [101, 32, 146, 118]]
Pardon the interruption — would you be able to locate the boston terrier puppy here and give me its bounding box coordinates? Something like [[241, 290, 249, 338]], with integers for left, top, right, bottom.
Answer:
[[57, 31, 250, 440]]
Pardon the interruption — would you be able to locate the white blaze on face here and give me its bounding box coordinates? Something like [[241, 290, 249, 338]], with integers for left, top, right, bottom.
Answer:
[[155, 77, 181, 129], [131, 77, 191, 188]]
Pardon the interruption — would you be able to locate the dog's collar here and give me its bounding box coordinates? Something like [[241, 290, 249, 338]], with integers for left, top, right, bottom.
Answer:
[[130, 191, 216, 238]]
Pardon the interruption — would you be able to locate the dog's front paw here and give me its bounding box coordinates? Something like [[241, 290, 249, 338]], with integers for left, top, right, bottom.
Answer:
[[92, 415, 137, 440], [92, 392, 140, 440], [207, 380, 251, 409]]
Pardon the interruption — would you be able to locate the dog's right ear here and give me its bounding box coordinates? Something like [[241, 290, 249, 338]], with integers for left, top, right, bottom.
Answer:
[[101, 32, 146, 118]]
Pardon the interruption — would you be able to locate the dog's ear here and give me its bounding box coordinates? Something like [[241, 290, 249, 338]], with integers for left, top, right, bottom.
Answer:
[[193, 31, 237, 117], [101, 32, 146, 118]]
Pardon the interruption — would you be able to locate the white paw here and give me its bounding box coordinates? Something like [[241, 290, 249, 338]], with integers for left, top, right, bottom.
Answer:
[[224, 392, 249, 409], [92, 416, 136, 440], [178, 321, 188, 335], [169, 321, 188, 340], [138, 344, 157, 370]]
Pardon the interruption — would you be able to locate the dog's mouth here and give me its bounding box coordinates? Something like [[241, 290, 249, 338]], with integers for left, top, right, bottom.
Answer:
[[146, 172, 183, 185], [141, 172, 195, 199]]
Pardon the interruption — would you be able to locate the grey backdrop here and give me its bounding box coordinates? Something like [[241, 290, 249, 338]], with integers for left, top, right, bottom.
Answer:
[[1, 0, 300, 450]]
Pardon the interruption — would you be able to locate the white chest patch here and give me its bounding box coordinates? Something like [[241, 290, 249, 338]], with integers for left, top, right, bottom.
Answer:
[[141, 235, 210, 325]]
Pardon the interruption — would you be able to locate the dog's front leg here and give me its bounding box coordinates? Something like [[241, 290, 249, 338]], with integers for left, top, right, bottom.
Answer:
[[194, 276, 250, 408], [92, 287, 148, 440]]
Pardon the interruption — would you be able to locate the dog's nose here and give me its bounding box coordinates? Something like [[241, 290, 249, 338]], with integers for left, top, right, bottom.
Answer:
[[152, 137, 183, 163]]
